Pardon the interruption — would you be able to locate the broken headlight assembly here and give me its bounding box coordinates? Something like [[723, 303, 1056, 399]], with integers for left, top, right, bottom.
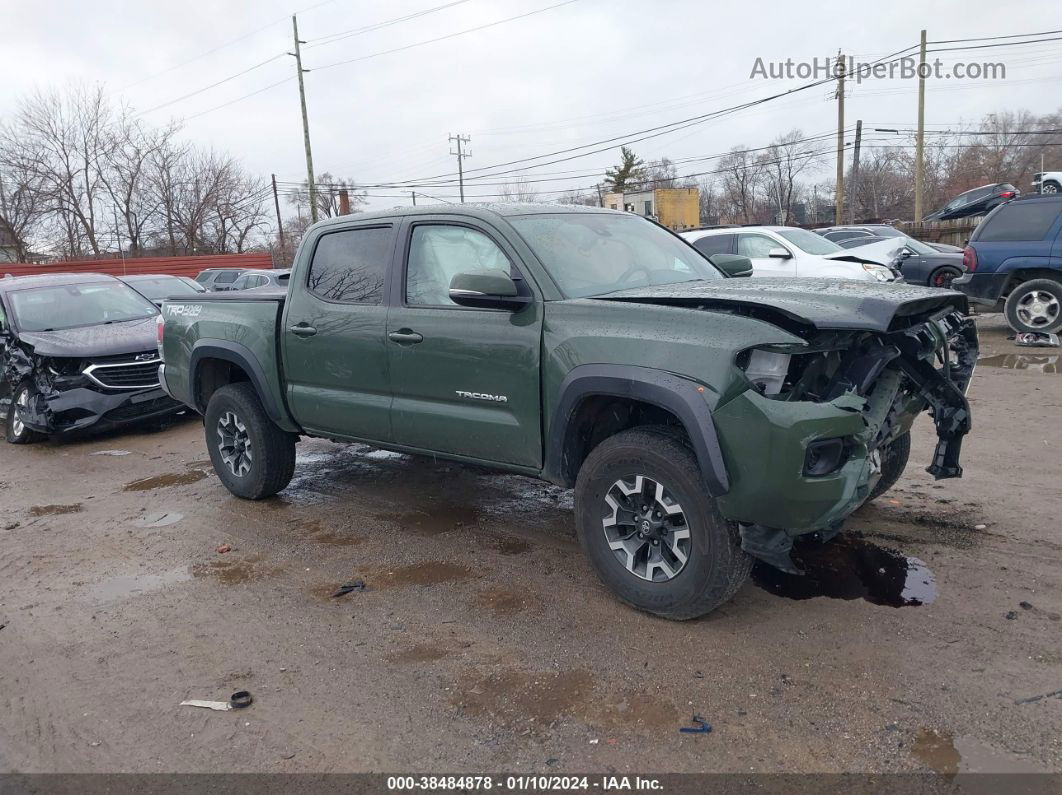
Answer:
[[862, 263, 895, 282], [42, 357, 85, 378]]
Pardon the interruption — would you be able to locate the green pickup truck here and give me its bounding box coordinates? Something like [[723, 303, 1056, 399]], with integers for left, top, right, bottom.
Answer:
[[158, 204, 977, 619]]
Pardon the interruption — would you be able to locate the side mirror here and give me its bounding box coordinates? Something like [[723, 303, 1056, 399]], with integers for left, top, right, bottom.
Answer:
[[901, 249, 913, 258], [449, 270, 530, 311], [767, 247, 791, 259], [708, 253, 754, 278]]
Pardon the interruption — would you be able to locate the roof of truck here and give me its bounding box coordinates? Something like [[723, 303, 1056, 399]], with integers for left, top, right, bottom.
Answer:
[[308, 202, 622, 232]]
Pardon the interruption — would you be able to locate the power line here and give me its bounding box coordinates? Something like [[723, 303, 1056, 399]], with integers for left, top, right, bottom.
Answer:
[[926, 35, 1062, 54], [312, 0, 587, 72], [138, 54, 287, 116], [927, 29, 1062, 45], [305, 0, 475, 48], [183, 77, 295, 122]]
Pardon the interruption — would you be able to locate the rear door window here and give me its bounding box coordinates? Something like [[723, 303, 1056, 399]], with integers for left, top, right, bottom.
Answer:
[[213, 271, 240, 285], [307, 226, 394, 303], [974, 203, 1062, 242], [691, 234, 734, 257]]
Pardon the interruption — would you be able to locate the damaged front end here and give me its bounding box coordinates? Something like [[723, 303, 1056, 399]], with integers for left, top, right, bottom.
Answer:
[[711, 308, 977, 572], [1, 340, 180, 437]]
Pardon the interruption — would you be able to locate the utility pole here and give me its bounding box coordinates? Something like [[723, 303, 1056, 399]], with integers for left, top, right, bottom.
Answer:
[[914, 29, 927, 221], [849, 120, 863, 224], [834, 50, 846, 225], [291, 15, 318, 223], [411, 191, 417, 206], [596, 184, 604, 207], [271, 173, 285, 250], [449, 133, 471, 203], [338, 189, 350, 215]]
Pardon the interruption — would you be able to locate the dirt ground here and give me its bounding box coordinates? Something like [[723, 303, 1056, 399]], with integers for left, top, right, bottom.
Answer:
[[1, 314, 1059, 775]]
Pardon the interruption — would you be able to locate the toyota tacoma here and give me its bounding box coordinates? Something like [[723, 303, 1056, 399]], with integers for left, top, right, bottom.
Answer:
[[157, 205, 977, 619]]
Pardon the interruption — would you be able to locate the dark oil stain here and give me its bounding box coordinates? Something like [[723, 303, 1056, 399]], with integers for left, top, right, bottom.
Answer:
[[452, 669, 593, 727], [752, 534, 936, 608], [978, 353, 1058, 374], [30, 503, 83, 516], [912, 729, 961, 775], [474, 587, 529, 616], [386, 644, 451, 664], [373, 561, 473, 588], [485, 535, 531, 555], [375, 501, 480, 536], [124, 471, 207, 492], [192, 556, 279, 585]]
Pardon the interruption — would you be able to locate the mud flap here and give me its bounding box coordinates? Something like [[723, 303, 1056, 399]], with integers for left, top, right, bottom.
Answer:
[[739, 524, 802, 575]]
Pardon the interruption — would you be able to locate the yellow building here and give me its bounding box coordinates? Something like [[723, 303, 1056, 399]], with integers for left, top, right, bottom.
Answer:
[[601, 187, 700, 230]]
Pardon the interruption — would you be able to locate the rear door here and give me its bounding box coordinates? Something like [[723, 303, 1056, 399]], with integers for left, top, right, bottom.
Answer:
[[384, 217, 543, 467], [690, 233, 735, 258], [282, 221, 398, 441], [736, 232, 795, 277]]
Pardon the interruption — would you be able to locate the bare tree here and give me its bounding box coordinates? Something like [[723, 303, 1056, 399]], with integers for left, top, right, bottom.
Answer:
[[757, 130, 822, 224], [640, 157, 679, 190], [287, 172, 367, 218], [0, 153, 46, 261], [498, 178, 539, 202], [719, 146, 761, 224]]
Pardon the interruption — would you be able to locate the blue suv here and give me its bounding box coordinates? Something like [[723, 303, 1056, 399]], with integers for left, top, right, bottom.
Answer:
[[953, 194, 1062, 334]]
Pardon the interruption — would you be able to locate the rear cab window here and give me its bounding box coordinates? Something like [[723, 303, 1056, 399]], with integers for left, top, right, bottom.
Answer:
[[973, 202, 1062, 242], [306, 226, 395, 303]]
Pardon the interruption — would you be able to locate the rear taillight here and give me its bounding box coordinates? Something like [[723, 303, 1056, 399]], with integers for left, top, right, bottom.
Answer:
[[156, 314, 165, 359], [1000, 191, 1015, 199], [962, 246, 977, 272]]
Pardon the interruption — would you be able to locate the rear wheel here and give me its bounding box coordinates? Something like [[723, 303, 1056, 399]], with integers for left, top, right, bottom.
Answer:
[[929, 265, 962, 289], [204, 382, 296, 499], [1004, 279, 1062, 334], [867, 431, 911, 502], [5, 382, 44, 444], [1041, 180, 1060, 194], [574, 427, 751, 620]]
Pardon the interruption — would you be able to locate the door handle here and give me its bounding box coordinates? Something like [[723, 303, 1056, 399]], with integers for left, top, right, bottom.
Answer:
[[388, 330, 424, 344], [290, 323, 317, 337]]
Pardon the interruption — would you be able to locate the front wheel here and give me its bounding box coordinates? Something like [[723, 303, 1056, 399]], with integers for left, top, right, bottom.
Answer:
[[929, 265, 962, 289], [1041, 180, 1060, 194], [204, 382, 296, 499], [1004, 279, 1062, 334], [5, 382, 44, 444], [574, 427, 752, 620], [867, 431, 911, 502]]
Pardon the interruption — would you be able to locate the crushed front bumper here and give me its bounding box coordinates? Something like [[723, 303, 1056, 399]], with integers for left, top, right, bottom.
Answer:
[[15, 382, 181, 436]]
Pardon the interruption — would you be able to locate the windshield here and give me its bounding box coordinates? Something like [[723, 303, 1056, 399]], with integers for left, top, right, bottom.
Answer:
[[8, 282, 158, 332], [126, 277, 202, 300], [901, 236, 936, 255], [508, 213, 721, 298], [776, 228, 843, 255]]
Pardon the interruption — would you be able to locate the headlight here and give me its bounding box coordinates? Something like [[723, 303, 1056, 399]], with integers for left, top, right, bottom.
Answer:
[[740, 349, 791, 396], [862, 263, 894, 282], [43, 358, 84, 377]]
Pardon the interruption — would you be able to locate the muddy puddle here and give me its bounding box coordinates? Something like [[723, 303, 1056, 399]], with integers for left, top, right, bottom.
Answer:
[[191, 555, 280, 585], [752, 534, 936, 607], [452, 668, 593, 727], [84, 567, 192, 602], [29, 503, 83, 516], [371, 561, 473, 589], [375, 502, 480, 536], [978, 353, 1059, 374], [912, 728, 1049, 774], [474, 587, 532, 616], [124, 470, 207, 492]]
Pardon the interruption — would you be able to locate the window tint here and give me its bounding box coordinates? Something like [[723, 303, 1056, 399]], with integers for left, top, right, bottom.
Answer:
[[738, 234, 780, 258], [308, 226, 393, 303], [214, 271, 240, 284], [824, 230, 868, 242], [692, 234, 733, 256], [974, 202, 1062, 242], [406, 225, 511, 306]]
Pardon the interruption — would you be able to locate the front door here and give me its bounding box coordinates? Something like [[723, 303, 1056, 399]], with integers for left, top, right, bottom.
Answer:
[[282, 222, 397, 441], [385, 219, 543, 468], [736, 232, 796, 277]]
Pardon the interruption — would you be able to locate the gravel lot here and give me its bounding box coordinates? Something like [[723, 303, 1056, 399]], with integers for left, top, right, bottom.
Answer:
[[1, 314, 1059, 775]]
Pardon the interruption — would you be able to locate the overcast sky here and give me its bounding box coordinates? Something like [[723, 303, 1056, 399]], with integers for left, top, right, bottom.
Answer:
[[3, 0, 1061, 213]]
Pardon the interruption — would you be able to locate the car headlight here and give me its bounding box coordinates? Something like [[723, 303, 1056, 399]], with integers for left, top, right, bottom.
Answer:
[[862, 263, 894, 282]]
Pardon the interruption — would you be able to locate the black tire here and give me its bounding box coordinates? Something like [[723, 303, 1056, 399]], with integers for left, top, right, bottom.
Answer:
[[929, 265, 962, 290], [1004, 278, 1062, 334], [204, 382, 296, 499], [5, 381, 44, 445], [1041, 180, 1061, 194], [868, 431, 911, 502], [573, 426, 752, 620]]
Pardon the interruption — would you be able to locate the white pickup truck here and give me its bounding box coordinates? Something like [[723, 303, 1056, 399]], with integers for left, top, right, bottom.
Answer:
[[1032, 172, 1062, 194]]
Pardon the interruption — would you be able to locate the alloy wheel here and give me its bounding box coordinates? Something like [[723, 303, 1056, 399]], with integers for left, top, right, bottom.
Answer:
[[217, 410, 253, 477], [602, 474, 691, 582], [1016, 290, 1060, 328], [11, 389, 28, 438]]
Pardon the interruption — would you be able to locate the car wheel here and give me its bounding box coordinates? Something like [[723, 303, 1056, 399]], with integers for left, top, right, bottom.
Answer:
[[1004, 279, 1062, 334], [574, 426, 752, 620], [1041, 180, 1060, 194], [5, 382, 44, 444], [929, 265, 962, 289], [204, 382, 297, 499], [867, 431, 911, 502]]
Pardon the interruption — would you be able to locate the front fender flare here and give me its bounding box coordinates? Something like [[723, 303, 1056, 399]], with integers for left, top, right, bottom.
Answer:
[[544, 364, 729, 495]]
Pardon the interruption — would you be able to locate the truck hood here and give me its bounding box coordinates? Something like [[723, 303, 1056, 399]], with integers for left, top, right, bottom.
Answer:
[[821, 238, 906, 267], [592, 278, 967, 332], [16, 316, 158, 357]]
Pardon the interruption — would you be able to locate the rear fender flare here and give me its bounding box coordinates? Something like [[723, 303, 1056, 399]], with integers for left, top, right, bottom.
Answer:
[[545, 364, 730, 495], [189, 340, 299, 432]]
